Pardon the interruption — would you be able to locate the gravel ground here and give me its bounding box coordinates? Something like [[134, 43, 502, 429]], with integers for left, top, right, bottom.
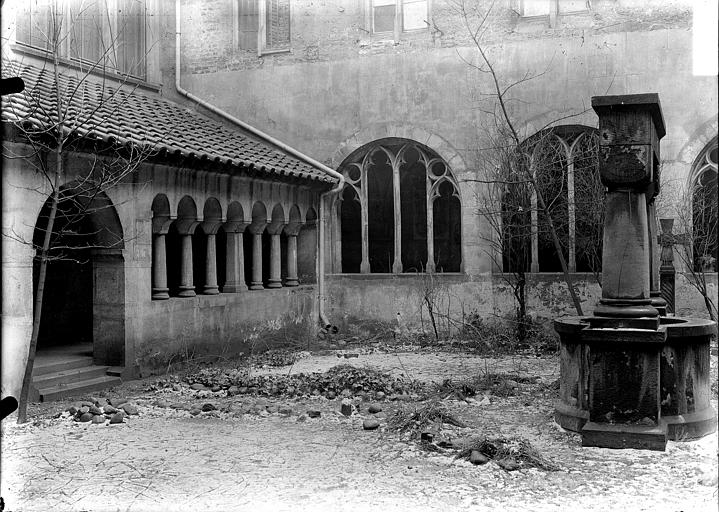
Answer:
[[1, 351, 717, 512]]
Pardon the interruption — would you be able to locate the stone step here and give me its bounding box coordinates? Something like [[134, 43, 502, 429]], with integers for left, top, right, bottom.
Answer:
[[32, 365, 110, 388], [32, 356, 95, 376], [37, 375, 122, 402]]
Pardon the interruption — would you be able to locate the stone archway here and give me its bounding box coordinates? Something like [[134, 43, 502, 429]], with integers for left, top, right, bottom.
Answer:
[[33, 185, 125, 366]]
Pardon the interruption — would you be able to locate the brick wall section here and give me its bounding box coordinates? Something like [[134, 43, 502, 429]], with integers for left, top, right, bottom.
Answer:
[[181, 0, 692, 74]]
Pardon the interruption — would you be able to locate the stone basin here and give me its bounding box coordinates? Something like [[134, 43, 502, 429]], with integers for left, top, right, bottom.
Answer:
[[554, 315, 717, 441]]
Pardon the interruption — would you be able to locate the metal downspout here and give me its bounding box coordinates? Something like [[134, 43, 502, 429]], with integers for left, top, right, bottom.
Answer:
[[174, 0, 345, 328]]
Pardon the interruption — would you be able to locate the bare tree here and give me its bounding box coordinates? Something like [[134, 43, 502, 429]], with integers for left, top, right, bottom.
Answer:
[[451, 0, 591, 317], [2, 0, 156, 422]]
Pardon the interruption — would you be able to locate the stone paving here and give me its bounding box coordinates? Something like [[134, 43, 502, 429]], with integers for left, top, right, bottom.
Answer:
[[1, 352, 717, 512]]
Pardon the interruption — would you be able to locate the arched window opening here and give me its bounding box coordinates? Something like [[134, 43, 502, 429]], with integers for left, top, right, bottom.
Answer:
[[166, 224, 181, 295], [534, 135, 569, 272], [192, 226, 208, 293], [400, 146, 428, 272], [340, 186, 362, 273], [692, 140, 718, 272], [338, 138, 461, 274], [367, 148, 395, 273], [502, 126, 602, 274], [433, 180, 461, 272], [216, 228, 227, 291]]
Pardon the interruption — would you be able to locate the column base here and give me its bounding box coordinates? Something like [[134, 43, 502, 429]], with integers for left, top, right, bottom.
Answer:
[[249, 283, 264, 290], [222, 283, 247, 293], [284, 279, 299, 287], [266, 281, 283, 288], [152, 288, 169, 300], [178, 288, 196, 297], [581, 421, 667, 451], [203, 286, 220, 295], [594, 298, 659, 318]]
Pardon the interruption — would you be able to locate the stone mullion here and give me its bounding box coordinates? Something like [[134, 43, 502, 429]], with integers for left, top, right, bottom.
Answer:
[[426, 177, 436, 273], [360, 162, 370, 273], [392, 152, 403, 274], [567, 152, 576, 272], [248, 223, 267, 290], [222, 223, 248, 293], [267, 232, 283, 288], [530, 161, 539, 273]]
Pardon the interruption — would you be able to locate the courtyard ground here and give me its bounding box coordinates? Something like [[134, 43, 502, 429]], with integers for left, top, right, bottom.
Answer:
[[1, 344, 717, 512]]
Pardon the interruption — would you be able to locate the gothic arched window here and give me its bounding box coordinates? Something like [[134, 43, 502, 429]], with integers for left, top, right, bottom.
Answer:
[[338, 138, 462, 274], [502, 126, 603, 274], [692, 139, 718, 272]]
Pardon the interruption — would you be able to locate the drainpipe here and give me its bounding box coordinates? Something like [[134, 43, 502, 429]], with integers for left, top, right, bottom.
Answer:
[[174, 0, 345, 328]]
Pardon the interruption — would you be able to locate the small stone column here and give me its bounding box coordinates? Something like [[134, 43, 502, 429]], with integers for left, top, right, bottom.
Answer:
[[659, 218, 677, 314], [248, 222, 267, 290], [175, 219, 198, 298], [222, 221, 249, 293], [151, 217, 171, 300], [283, 221, 303, 287], [200, 221, 221, 295], [266, 220, 285, 289]]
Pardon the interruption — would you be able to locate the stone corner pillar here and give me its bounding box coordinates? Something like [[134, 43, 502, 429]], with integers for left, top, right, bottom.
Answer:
[[151, 216, 172, 300]]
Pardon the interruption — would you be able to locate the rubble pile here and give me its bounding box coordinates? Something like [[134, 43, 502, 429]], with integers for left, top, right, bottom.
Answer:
[[64, 398, 139, 425]]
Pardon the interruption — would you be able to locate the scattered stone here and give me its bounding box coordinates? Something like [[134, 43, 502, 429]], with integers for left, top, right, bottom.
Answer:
[[311, 389, 321, 396], [79, 406, 90, 415], [504, 380, 519, 389], [341, 389, 352, 398], [172, 384, 182, 392], [279, 406, 292, 416], [103, 405, 117, 415], [307, 410, 321, 418], [258, 410, 270, 418], [340, 398, 353, 416], [67, 406, 78, 415], [78, 412, 93, 422], [153, 400, 170, 409], [297, 415, 307, 423], [495, 458, 520, 471], [112, 399, 128, 408], [638, 417, 655, 426], [469, 451, 490, 465], [91, 415, 106, 424], [478, 396, 491, 406], [343, 353, 359, 359], [190, 383, 206, 391], [436, 436, 454, 448], [109, 413, 125, 424], [189, 408, 201, 416], [368, 404, 383, 414], [363, 418, 380, 430], [88, 405, 103, 416], [201, 403, 216, 412], [80, 401, 94, 408], [238, 387, 249, 394], [211, 385, 222, 393], [376, 391, 386, 400], [122, 404, 139, 416], [326, 391, 336, 399], [266, 405, 279, 414], [227, 386, 239, 397]]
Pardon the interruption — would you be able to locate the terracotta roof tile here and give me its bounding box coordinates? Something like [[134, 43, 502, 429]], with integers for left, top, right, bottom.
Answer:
[[1, 62, 335, 183]]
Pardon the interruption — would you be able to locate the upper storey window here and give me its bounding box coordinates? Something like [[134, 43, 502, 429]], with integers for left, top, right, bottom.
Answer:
[[515, 0, 589, 17], [16, 0, 147, 80], [234, 0, 291, 55], [371, 0, 428, 35]]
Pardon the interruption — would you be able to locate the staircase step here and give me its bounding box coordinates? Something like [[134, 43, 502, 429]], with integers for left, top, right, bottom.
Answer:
[[33, 356, 95, 376], [38, 376, 122, 402], [32, 365, 110, 388]]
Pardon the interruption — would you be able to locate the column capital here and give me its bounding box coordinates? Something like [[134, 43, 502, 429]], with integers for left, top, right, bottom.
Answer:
[[247, 221, 268, 236], [200, 219, 222, 235], [283, 221, 303, 237], [174, 218, 200, 235], [222, 221, 250, 234], [152, 216, 172, 235], [266, 220, 286, 236]]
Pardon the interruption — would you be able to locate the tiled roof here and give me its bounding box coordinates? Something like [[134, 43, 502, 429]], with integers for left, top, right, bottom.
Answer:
[[1, 62, 335, 183]]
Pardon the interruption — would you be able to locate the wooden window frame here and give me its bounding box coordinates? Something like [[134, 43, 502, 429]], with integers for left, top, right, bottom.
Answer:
[[367, 0, 430, 41]]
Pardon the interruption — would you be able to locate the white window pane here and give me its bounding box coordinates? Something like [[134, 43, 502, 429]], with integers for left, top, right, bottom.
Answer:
[[373, 0, 395, 6], [558, 0, 588, 13], [521, 0, 551, 17], [374, 4, 395, 32], [403, 0, 427, 30]]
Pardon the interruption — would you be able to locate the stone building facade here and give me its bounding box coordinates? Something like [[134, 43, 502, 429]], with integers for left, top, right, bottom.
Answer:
[[1, 0, 716, 399], [178, 0, 717, 328]]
